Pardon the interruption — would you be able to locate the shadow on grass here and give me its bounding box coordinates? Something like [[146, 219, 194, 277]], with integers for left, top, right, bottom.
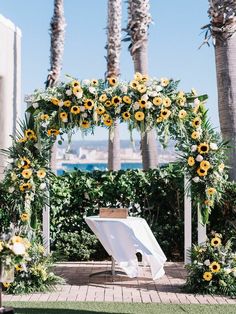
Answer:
[[15, 309, 127, 314]]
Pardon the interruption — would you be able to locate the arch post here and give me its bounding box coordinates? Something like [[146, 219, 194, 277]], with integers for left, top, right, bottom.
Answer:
[[184, 174, 192, 265], [43, 187, 50, 255]]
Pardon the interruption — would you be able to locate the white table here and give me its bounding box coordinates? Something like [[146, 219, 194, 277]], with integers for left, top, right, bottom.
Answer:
[[85, 216, 167, 280]]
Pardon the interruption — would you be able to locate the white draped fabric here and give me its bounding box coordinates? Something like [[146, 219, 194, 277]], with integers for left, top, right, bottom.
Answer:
[[85, 216, 167, 280]]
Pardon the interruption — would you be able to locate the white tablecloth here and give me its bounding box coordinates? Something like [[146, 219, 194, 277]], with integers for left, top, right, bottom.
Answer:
[[85, 216, 167, 280]]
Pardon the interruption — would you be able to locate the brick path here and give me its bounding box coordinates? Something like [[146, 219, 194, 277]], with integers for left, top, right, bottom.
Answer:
[[3, 261, 236, 304]]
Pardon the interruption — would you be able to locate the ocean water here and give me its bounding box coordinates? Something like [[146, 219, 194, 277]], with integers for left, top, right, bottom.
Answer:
[[57, 162, 142, 175]]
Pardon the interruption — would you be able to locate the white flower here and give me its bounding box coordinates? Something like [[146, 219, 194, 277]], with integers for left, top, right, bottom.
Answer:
[[233, 271, 236, 278], [82, 79, 90, 85], [32, 102, 39, 109], [147, 91, 157, 97], [65, 89, 72, 96], [192, 177, 200, 183], [8, 187, 15, 193], [223, 267, 232, 274], [194, 98, 200, 105], [75, 92, 83, 99], [120, 85, 128, 93], [80, 106, 85, 112], [82, 113, 88, 118], [88, 86, 96, 94], [133, 102, 140, 110], [58, 101, 64, 107], [11, 172, 17, 181], [210, 143, 218, 150], [196, 154, 204, 162], [12, 242, 26, 255], [155, 85, 163, 92], [191, 145, 197, 152], [204, 259, 211, 266], [146, 101, 153, 109], [141, 94, 149, 101], [39, 183, 47, 190]]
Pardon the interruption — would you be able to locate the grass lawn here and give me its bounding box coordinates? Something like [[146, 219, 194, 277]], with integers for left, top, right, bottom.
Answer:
[[4, 302, 236, 314]]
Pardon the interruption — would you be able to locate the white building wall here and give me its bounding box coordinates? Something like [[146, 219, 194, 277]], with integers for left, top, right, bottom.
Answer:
[[0, 15, 21, 179]]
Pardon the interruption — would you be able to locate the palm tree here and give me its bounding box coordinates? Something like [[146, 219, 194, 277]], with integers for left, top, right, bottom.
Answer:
[[45, 0, 66, 172], [127, 0, 158, 170], [208, 0, 236, 180], [45, 0, 66, 88], [106, 0, 122, 171]]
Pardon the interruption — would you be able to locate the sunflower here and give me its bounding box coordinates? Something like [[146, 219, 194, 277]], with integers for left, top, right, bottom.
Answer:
[[20, 213, 30, 222], [17, 137, 27, 143], [160, 78, 169, 87], [141, 74, 148, 82], [178, 91, 185, 98], [188, 156, 195, 167], [15, 265, 24, 271], [105, 100, 112, 107], [134, 111, 145, 121], [207, 187, 216, 195], [11, 236, 24, 243], [25, 129, 36, 140], [37, 169, 46, 179], [73, 86, 82, 95], [138, 99, 147, 108], [137, 85, 147, 93], [47, 129, 60, 136], [198, 143, 209, 154], [3, 283, 11, 288], [163, 97, 171, 107], [112, 96, 122, 106], [209, 262, 221, 273], [130, 80, 139, 89], [203, 272, 212, 281], [91, 79, 98, 86], [60, 112, 68, 122], [176, 97, 186, 106], [153, 97, 162, 106], [123, 95, 132, 104], [21, 169, 32, 179], [134, 72, 143, 81], [84, 99, 94, 110], [96, 107, 105, 115], [160, 109, 171, 120], [18, 157, 31, 169], [40, 114, 49, 120], [178, 110, 187, 119], [71, 80, 80, 88], [51, 98, 59, 106], [122, 112, 131, 120], [108, 77, 117, 86], [70, 106, 81, 115], [192, 117, 202, 128], [197, 167, 208, 177], [211, 237, 221, 247], [191, 131, 200, 140], [103, 114, 110, 120], [99, 94, 107, 102], [63, 100, 71, 107], [204, 199, 213, 206], [200, 160, 211, 171], [19, 182, 32, 192], [81, 120, 90, 128], [104, 119, 113, 127], [156, 116, 163, 123]]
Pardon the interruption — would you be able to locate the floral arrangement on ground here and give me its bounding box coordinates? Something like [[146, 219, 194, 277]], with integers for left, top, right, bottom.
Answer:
[[184, 232, 236, 297]]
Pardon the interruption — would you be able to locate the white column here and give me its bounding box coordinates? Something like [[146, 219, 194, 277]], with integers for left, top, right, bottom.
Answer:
[[198, 206, 207, 244], [184, 175, 192, 265], [43, 190, 50, 255]]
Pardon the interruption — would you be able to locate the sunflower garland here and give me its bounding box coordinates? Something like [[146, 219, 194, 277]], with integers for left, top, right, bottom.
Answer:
[[1, 73, 228, 238]]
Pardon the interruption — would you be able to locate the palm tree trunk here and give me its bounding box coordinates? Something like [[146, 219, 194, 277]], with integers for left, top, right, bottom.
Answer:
[[45, 0, 66, 173], [127, 0, 158, 170], [209, 0, 236, 180], [106, 0, 121, 171]]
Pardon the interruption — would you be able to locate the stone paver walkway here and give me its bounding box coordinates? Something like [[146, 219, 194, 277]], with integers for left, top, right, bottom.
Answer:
[[3, 261, 236, 304]]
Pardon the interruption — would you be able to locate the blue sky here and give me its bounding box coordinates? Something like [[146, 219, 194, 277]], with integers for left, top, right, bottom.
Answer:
[[0, 0, 218, 140]]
